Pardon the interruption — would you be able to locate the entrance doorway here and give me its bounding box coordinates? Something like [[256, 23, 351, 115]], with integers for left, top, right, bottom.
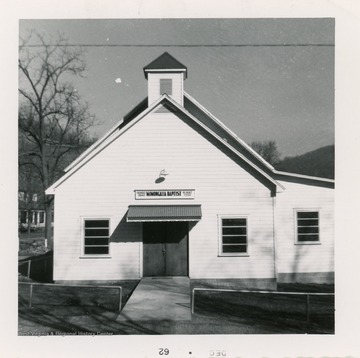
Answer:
[[143, 222, 188, 277]]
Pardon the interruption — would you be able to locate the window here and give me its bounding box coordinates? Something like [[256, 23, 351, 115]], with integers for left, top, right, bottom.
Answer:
[[160, 79, 172, 95], [296, 211, 320, 243], [20, 211, 27, 224], [39, 212, 45, 224], [220, 217, 248, 255], [84, 219, 110, 255]]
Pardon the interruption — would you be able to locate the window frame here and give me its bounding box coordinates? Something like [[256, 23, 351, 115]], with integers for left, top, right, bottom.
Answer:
[[218, 215, 249, 257], [80, 217, 111, 258], [294, 209, 321, 245]]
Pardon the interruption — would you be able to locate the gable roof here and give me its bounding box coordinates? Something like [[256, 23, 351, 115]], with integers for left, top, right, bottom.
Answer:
[[143, 52, 188, 79], [183, 92, 275, 174], [45, 94, 286, 195]]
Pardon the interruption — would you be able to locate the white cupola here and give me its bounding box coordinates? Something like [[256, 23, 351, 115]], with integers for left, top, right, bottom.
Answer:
[[143, 52, 187, 107]]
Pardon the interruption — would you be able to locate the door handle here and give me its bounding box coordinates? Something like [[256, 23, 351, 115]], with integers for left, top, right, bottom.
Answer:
[[162, 248, 166, 256]]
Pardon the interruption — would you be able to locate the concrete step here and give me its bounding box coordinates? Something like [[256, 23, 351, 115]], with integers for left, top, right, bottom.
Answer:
[[117, 277, 191, 321]]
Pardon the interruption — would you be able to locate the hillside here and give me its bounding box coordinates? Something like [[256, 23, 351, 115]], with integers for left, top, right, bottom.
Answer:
[[275, 145, 334, 179]]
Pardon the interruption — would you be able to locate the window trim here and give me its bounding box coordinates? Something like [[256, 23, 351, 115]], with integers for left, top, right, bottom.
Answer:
[[218, 215, 249, 257], [294, 209, 321, 245], [80, 217, 111, 258]]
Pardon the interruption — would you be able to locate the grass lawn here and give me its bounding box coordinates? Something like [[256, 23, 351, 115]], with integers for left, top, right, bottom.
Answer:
[[18, 281, 334, 335]]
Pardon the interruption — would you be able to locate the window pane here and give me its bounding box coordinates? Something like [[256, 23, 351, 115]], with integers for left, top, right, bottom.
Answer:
[[298, 234, 319, 242], [223, 245, 247, 253], [85, 228, 109, 237], [223, 236, 247, 244], [297, 212, 318, 219], [84, 246, 109, 255], [298, 226, 319, 234], [298, 218, 319, 226], [223, 227, 247, 235], [222, 218, 246, 226], [85, 237, 108, 246], [85, 220, 109, 228]]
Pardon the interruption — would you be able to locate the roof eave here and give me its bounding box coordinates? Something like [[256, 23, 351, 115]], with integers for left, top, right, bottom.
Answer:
[[273, 170, 335, 184], [143, 68, 187, 79]]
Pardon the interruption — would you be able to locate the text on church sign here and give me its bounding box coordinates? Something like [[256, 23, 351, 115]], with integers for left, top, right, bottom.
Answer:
[[135, 189, 195, 200]]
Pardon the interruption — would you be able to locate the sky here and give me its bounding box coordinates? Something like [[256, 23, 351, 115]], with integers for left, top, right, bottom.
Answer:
[[19, 18, 335, 158]]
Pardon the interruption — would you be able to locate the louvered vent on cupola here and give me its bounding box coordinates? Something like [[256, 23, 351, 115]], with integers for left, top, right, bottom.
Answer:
[[143, 52, 187, 107]]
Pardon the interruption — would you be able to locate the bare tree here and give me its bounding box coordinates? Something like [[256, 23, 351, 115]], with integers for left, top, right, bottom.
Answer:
[[19, 32, 97, 249], [250, 140, 281, 166]]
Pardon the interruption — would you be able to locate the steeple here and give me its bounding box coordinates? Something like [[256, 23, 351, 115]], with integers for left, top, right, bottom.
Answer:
[[143, 52, 187, 106]]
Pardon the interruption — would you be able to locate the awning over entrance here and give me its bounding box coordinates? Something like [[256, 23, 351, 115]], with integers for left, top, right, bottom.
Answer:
[[127, 205, 202, 222]]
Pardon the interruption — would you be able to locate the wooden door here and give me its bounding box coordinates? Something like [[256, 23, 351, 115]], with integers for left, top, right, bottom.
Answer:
[[165, 222, 188, 276], [143, 222, 188, 277], [143, 222, 166, 276]]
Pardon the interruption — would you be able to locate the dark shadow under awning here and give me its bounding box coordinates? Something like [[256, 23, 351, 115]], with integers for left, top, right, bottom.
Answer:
[[127, 205, 202, 222]]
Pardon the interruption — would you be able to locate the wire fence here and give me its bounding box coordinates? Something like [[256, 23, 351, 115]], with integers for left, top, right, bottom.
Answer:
[[191, 287, 334, 322], [19, 282, 123, 312]]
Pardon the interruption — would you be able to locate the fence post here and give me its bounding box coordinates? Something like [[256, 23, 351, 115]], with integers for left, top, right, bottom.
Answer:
[[29, 284, 33, 308], [306, 294, 310, 322], [27, 260, 31, 278], [191, 289, 195, 314], [118, 287, 122, 312]]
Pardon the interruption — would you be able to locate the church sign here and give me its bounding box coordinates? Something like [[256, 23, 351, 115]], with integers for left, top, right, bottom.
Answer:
[[135, 189, 195, 200]]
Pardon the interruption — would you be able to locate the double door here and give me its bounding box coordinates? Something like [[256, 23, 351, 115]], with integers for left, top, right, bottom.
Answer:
[[143, 222, 188, 276]]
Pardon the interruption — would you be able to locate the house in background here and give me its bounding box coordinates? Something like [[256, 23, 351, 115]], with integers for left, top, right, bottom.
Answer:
[[18, 190, 53, 232], [46, 53, 334, 288]]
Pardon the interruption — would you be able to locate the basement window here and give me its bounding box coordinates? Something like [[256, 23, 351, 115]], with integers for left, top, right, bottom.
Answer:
[[83, 219, 110, 255], [160, 79, 172, 96], [219, 216, 248, 256], [296, 210, 320, 244]]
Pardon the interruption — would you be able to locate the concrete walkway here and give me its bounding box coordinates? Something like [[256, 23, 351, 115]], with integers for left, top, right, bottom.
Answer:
[[117, 277, 191, 321]]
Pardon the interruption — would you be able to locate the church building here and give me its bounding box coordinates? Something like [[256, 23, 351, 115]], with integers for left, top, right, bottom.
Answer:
[[46, 53, 334, 289]]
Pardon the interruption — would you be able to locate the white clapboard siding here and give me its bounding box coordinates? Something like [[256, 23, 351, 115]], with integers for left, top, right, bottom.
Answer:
[[275, 180, 334, 275], [54, 108, 275, 281], [148, 73, 183, 105]]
